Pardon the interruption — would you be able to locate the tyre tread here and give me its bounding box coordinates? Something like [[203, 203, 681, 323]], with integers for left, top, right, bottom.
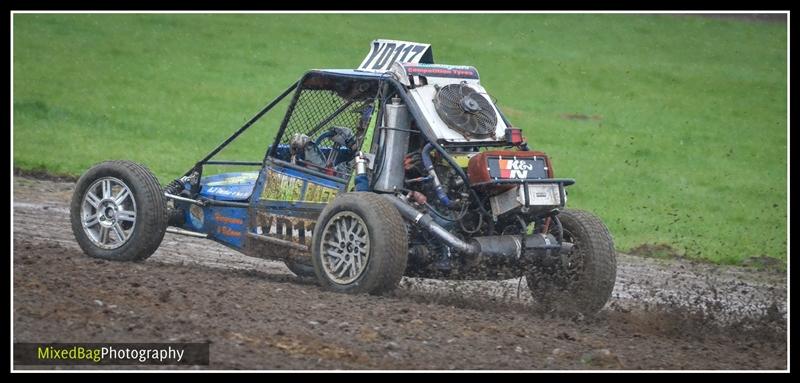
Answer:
[[527, 208, 616, 315]]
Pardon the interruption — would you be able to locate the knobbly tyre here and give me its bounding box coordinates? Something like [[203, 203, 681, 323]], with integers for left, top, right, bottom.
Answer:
[[70, 39, 616, 315]]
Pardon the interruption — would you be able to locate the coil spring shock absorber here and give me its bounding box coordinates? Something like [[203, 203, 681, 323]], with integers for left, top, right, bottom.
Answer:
[[164, 178, 184, 196]]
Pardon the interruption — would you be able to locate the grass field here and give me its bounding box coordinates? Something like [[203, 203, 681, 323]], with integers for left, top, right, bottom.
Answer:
[[12, 14, 787, 265]]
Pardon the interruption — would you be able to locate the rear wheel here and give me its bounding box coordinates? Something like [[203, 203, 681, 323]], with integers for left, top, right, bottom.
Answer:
[[311, 193, 408, 295], [70, 160, 167, 261], [526, 209, 616, 315]]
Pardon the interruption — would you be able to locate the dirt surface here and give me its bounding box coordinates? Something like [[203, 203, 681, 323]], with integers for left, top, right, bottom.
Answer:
[[12, 176, 788, 370]]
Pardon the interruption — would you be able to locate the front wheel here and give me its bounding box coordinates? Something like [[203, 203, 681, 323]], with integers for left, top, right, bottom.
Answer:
[[311, 193, 408, 295], [526, 209, 617, 315], [70, 160, 168, 261]]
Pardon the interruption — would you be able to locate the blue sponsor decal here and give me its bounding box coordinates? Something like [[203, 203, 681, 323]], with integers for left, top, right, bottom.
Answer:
[[199, 172, 259, 201]]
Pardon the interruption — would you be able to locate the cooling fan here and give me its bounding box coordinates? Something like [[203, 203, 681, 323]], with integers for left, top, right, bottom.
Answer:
[[432, 82, 498, 138]]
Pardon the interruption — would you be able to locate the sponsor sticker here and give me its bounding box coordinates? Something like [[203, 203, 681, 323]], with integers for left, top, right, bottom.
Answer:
[[260, 169, 338, 203], [488, 157, 548, 180], [499, 159, 534, 179], [205, 186, 250, 199], [205, 173, 259, 186], [403, 64, 479, 79]]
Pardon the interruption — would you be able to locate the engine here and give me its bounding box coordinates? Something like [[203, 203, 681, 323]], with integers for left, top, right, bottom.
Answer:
[[367, 62, 569, 279]]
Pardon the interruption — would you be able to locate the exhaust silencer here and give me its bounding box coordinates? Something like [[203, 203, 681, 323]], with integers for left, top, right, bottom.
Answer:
[[374, 97, 411, 192], [471, 233, 564, 267]]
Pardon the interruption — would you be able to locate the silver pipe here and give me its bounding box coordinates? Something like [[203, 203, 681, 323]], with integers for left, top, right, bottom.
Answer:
[[164, 192, 205, 206], [383, 195, 479, 255], [166, 227, 208, 238]]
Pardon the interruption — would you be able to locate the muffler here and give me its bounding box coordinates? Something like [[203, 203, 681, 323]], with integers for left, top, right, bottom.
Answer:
[[471, 233, 566, 268], [373, 97, 411, 192]]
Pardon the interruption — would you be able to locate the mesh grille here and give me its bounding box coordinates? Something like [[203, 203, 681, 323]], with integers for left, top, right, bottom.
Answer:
[[279, 87, 375, 179]]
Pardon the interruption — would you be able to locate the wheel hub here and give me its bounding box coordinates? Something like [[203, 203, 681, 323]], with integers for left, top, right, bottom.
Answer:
[[80, 177, 137, 249], [460, 96, 481, 113], [98, 201, 119, 225]]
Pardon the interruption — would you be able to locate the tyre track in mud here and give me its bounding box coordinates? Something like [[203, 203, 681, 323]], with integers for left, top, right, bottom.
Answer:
[[12, 176, 787, 370]]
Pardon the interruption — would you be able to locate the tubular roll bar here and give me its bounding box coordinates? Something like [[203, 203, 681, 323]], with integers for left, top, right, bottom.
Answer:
[[181, 81, 299, 178]]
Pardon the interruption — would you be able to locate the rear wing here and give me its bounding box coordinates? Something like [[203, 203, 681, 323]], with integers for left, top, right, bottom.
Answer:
[[356, 39, 434, 73]]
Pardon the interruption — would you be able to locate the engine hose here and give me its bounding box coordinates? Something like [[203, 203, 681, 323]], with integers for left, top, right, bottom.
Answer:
[[421, 139, 491, 219], [421, 143, 455, 208], [459, 210, 483, 234]]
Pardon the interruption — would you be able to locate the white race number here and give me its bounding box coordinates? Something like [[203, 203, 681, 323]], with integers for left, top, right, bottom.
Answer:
[[357, 39, 432, 73]]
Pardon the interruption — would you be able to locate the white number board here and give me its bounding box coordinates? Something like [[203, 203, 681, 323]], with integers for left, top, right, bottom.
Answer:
[[357, 39, 433, 73]]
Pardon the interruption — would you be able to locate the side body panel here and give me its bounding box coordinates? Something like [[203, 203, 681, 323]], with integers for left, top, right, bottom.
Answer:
[[182, 204, 248, 249], [244, 161, 347, 261]]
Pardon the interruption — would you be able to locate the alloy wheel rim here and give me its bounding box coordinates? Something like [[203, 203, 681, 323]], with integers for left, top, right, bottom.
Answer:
[[320, 211, 370, 284], [81, 177, 137, 249]]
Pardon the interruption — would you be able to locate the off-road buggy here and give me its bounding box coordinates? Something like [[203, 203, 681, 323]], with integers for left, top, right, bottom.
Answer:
[[70, 39, 616, 315]]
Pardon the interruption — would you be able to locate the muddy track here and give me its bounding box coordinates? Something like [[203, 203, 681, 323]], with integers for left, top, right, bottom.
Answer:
[[12, 176, 787, 370]]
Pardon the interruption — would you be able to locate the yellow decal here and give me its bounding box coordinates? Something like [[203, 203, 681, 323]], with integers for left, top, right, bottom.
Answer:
[[260, 169, 338, 203], [304, 182, 338, 203], [261, 170, 304, 201]]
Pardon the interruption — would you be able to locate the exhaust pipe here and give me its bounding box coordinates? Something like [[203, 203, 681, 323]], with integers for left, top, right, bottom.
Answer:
[[385, 195, 479, 255], [384, 195, 571, 265]]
